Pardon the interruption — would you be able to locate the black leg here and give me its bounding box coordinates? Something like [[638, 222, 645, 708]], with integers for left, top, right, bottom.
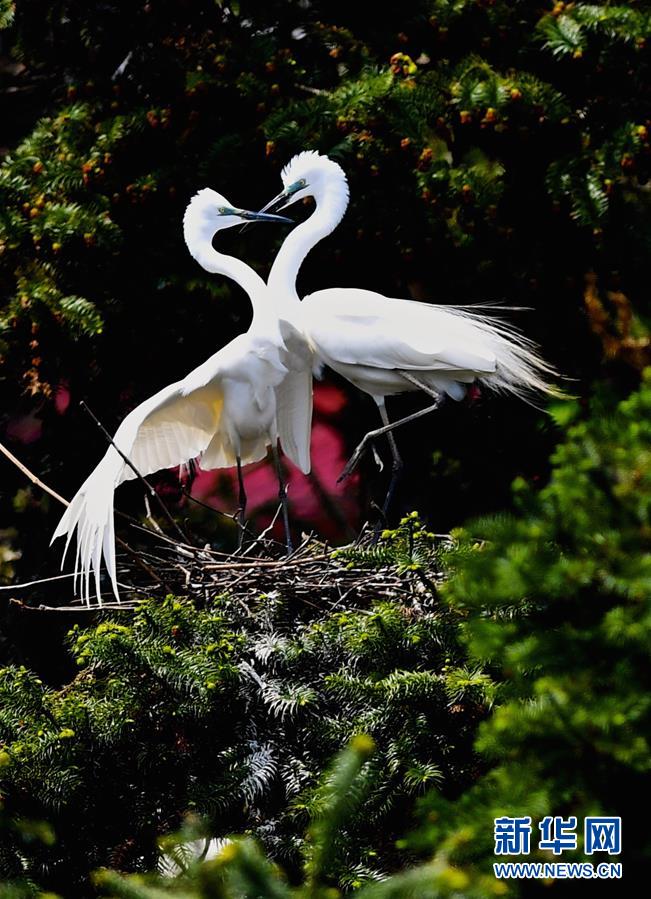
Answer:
[[377, 403, 404, 517], [273, 445, 293, 555], [338, 398, 442, 483], [236, 456, 247, 549]]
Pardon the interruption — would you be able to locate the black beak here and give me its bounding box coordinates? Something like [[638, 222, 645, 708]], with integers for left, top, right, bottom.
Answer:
[[257, 189, 290, 215], [239, 208, 293, 224], [240, 192, 292, 232]]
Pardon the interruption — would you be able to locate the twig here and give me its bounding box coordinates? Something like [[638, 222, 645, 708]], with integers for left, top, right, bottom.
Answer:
[[202, 554, 329, 571], [0, 440, 68, 507], [144, 494, 165, 536], [239, 504, 283, 557], [180, 488, 233, 521], [0, 572, 75, 591], [0, 440, 165, 594], [116, 536, 169, 590], [296, 83, 327, 96], [2, 440, 448, 616], [13, 599, 141, 612], [287, 531, 314, 561]]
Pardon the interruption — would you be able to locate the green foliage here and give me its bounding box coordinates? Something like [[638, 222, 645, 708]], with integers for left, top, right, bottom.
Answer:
[[0, 102, 124, 346], [263, 1, 651, 247], [0, 807, 54, 898], [64, 358, 651, 892], [0, 533, 486, 893], [333, 511, 440, 572], [0, 529, 21, 583], [412, 369, 651, 879], [94, 739, 498, 899], [0, 0, 13, 30], [0, 598, 244, 891], [538, 4, 651, 58]]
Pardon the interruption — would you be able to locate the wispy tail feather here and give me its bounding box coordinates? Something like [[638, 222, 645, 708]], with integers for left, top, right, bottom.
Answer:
[[437, 305, 564, 404], [103, 511, 119, 601], [51, 448, 123, 605], [51, 491, 85, 570]]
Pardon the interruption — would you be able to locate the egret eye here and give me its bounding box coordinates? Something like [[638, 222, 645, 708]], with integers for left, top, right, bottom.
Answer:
[[286, 179, 307, 196], [217, 206, 227, 214]]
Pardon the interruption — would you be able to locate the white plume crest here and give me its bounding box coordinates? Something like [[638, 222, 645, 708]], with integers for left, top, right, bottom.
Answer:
[[183, 188, 229, 238], [279, 151, 350, 241], [282, 151, 349, 195]]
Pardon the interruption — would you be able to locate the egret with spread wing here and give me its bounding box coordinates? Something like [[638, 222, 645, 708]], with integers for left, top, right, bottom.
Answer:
[[52, 192, 300, 604], [261, 151, 561, 511]]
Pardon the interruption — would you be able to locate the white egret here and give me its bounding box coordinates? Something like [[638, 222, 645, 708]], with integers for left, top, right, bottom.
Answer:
[[260, 151, 561, 511], [52, 191, 306, 604]]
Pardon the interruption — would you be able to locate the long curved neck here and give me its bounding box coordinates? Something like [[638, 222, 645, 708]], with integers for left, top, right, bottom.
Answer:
[[186, 228, 278, 337], [268, 187, 348, 304]]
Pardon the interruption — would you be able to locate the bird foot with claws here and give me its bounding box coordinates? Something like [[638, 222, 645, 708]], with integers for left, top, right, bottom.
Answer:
[[338, 434, 377, 483]]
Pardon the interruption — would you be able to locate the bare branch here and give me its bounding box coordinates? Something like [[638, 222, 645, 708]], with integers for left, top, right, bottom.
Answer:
[[0, 440, 68, 506]]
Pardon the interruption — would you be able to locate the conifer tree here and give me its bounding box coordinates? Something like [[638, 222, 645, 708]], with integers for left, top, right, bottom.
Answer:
[[412, 371, 651, 884], [95, 737, 499, 899], [0, 522, 490, 894]]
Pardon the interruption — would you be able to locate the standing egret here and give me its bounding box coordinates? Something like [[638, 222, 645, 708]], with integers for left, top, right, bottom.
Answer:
[[52, 191, 303, 604], [260, 151, 560, 511]]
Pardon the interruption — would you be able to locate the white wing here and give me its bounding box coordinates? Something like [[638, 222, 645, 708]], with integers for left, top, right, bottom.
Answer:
[[52, 350, 229, 605], [275, 369, 312, 474], [275, 320, 313, 474], [303, 288, 559, 399], [303, 288, 497, 373]]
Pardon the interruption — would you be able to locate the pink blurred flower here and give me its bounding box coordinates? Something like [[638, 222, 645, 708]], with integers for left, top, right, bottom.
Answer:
[[190, 382, 359, 540]]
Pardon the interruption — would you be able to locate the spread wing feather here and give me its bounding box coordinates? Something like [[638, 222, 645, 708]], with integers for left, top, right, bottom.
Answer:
[[52, 352, 227, 605]]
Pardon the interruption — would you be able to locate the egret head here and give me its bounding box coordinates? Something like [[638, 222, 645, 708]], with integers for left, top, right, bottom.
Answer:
[[183, 187, 293, 248], [259, 151, 349, 218]]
